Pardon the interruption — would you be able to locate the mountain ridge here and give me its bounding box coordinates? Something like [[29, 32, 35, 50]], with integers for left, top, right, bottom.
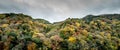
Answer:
[[0, 13, 120, 50]]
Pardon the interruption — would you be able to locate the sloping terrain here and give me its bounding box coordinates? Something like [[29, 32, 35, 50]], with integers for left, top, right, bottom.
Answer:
[[0, 13, 120, 50]]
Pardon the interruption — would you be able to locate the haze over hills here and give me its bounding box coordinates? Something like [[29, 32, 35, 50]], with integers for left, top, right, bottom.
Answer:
[[0, 13, 120, 50]]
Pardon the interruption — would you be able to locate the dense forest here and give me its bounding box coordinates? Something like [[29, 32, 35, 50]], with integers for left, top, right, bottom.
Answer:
[[0, 13, 120, 50]]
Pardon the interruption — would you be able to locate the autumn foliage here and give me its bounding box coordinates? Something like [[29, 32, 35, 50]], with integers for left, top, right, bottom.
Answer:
[[0, 13, 120, 50]]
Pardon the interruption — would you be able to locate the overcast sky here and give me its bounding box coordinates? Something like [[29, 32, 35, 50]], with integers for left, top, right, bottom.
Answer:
[[0, 0, 120, 23]]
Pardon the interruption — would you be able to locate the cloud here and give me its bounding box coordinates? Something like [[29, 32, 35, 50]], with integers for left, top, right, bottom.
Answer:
[[0, 0, 120, 22]]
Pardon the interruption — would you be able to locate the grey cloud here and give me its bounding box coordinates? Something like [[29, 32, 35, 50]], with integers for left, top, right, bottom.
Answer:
[[0, 0, 29, 13], [0, 0, 120, 22]]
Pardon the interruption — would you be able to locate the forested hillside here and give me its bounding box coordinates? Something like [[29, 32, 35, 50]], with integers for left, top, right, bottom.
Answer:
[[0, 13, 120, 50]]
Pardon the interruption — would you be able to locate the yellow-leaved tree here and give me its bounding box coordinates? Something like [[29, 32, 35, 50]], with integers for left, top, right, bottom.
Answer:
[[68, 36, 76, 43]]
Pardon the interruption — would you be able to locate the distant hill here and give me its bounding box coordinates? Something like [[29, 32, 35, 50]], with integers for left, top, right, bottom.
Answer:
[[0, 13, 120, 50], [33, 19, 50, 24], [83, 14, 120, 23], [0, 13, 32, 19]]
